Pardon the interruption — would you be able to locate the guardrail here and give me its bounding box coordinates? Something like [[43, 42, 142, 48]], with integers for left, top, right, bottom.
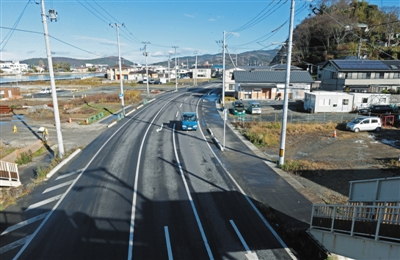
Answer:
[[85, 112, 105, 124], [310, 204, 400, 242], [0, 160, 21, 187]]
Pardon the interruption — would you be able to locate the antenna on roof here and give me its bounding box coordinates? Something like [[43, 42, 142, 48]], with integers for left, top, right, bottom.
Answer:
[[48, 9, 58, 22]]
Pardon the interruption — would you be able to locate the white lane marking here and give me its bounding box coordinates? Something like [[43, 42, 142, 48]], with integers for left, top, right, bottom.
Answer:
[[13, 92, 180, 259], [42, 180, 74, 194], [128, 94, 186, 260], [175, 111, 179, 118], [179, 103, 182, 108], [164, 226, 173, 260], [172, 124, 214, 260], [55, 169, 82, 180], [156, 123, 164, 133], [1, 213, 49, 236], [0, 235, 32, 255], [196, 91, 297, 260], [230, 220, 259, 260], [184, 98, 187, 101], [25, 195, 62, 212]]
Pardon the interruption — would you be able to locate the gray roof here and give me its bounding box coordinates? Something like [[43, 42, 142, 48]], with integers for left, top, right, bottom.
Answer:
[[328, 59, 400, 71], [232, 70, 314, 83]]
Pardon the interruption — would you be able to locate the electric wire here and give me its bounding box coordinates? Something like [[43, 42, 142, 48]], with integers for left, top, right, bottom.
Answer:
[[0, 0, 32, 51]]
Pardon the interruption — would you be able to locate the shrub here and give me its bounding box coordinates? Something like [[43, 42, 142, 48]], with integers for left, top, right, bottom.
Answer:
[[15, 150, 33, 165]]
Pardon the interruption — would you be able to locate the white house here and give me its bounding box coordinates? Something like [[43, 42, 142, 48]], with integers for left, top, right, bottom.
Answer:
[[0, 61, 29, 74], [304, 91, 391, 113]]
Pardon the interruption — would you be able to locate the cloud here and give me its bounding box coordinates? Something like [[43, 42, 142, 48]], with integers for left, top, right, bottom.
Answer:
[[184, 13, 195, 18], [151, 51, 166, 57], [208, 18, 216, 22]]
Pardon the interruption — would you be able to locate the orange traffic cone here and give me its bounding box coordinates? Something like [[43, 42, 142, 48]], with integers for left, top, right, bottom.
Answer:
[[333, 130, 337, 138]]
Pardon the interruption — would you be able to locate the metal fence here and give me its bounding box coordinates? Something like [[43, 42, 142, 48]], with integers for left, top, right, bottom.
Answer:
[[229, 110, 360, 124], [310, 204, 400, 242]]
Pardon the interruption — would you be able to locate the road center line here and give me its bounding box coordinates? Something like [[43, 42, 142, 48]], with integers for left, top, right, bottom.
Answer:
[[164, 226, 173, 260], [42, 180, 74, 194], [25, 195, 62, 212], [229, 220, 251, 253], [1, 213, 49, 236], [172, 124, 214, 260]]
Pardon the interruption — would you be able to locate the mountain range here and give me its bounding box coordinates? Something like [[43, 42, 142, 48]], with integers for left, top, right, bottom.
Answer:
[[17, 50, 278, 68]]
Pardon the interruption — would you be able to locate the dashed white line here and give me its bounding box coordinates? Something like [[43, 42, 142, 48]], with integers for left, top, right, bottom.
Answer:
[[175, 111, 179, 118], [172, 124, 214, 260], [164, 226, 173, 260], [1, 213, 49, 236], [42, 180, 74, 194], [25, 195, 62, 212]]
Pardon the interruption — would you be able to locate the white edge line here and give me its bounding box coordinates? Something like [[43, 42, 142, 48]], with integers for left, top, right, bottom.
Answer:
[[13, 97, 165, 260], [137, 104, 143, 109], [197, 91, 298, 260], [172, 124, 214, 260], [55, 169, 82, 180], [175, 111, 179, 118], [164, 226, 173, 260], [229, 219, 251, 253], [1, 213, 49, 236], [128, 92, 187, 260], [46, 149, 81, 179]]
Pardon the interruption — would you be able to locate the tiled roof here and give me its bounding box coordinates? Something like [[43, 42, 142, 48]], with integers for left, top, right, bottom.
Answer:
[[233, 70, 314, 83]]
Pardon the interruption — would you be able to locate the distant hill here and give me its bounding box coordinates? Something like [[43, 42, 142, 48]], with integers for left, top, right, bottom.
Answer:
[[21, 56, 135, 67], [152, 50, 278, 67], [18, 50, 278, 68]]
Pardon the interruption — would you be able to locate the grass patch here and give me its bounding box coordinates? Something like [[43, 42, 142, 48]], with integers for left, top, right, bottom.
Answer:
[[32, 147, 47, 157], [0, 144, 17, 158], [15, 150, 33, 165]]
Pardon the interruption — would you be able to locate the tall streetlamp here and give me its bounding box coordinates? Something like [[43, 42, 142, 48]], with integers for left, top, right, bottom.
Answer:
[[168, 52, 171, 83], [40, 0, 64, 158], [278, 0, 295, 166], [142, 41, 150, 96], [172, 46, 179, 91], [110, 22, 125, 115], [194, 51, 198, 86]]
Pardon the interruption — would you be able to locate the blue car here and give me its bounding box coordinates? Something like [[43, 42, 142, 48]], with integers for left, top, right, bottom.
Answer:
[[181, 112, 198, 131]]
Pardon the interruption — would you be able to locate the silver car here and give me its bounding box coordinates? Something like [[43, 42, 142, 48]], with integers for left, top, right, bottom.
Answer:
[[346, 116, 382, 132]]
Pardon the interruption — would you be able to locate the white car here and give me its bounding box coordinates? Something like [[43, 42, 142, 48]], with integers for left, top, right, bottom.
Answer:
[[346, 116, 382, 132]]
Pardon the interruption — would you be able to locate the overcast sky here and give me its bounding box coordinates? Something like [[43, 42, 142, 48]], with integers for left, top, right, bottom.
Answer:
[[0, 0, 395, 64]]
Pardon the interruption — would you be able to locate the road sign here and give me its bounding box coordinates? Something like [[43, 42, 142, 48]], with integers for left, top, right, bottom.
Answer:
[[119, 92, 124, 98]]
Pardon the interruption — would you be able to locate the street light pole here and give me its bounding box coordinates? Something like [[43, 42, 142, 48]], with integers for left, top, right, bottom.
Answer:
[[172, 46, 179, 91], [278, 0, 295, 166], [110, 22, 125, 116], [142, 41, 150, 96], [168, 52, 171, 83], [194, 51, 198, 86], [40, 0, 64, 158]]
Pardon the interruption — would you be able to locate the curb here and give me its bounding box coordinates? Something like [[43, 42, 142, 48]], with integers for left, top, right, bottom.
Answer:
[[45, 149, 81, 179]]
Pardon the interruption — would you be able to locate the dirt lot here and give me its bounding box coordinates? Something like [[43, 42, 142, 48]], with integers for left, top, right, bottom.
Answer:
[[261, 126, 400, 203]]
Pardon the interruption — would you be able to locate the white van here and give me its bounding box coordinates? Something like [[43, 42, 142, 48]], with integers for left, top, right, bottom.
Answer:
[[247, 101, 261, 114], [346, 116, 382, 132]]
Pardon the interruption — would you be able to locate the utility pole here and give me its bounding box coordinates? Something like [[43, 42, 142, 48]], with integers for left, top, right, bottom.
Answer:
[[172, 46, 179, 91], [278, 0, 295, 166], [142, 41, 150, 96], [40, 0, 64, 158], [194, 51, 198, 86], [168, 52, 171, 83], [110, 22, 125, 115], [222, 31, 226, 108]]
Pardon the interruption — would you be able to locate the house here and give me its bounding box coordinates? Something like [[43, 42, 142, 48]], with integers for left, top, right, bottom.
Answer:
[[190, 66, 212, 79], [0, 87, 21, 99], [232, 70, 314, 100], [106, 64, 136, 80], [317, 59, 400, 93], [0, 61, 29, 74], [304, 91, 391, 113]]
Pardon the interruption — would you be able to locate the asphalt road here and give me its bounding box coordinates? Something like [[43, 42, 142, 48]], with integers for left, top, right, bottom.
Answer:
[[1, 83, 302, 259]]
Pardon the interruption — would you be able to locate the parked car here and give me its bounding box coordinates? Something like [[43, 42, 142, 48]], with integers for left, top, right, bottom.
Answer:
[[346, 116, 382, 132], [358, 105, 394, 114], [149, 79, 155, 84]]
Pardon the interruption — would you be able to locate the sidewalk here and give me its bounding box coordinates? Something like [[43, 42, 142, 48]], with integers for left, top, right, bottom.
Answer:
[[201, 99, 322, 230]]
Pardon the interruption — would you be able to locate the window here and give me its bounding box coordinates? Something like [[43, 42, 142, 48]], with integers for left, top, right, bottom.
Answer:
[[371, 119, 378, 123], [229, 84, 235, 90], [378, 72, 384, 79], [394, 72, 399, 79], [343, 99, 349, 105], [366, 72, 371, 79], [362, 119, 370, 124], [362, 98, 368, 104]]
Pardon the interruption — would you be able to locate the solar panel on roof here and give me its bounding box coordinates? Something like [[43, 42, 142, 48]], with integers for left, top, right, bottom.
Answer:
[[334, 60, 389, 70]]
